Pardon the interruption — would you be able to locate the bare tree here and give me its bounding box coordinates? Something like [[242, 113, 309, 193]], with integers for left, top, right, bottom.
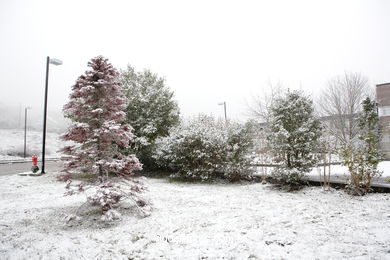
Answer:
[[247, 81, 284, 123], [246, 82, 284, 173], [318, 72, 371, 145]]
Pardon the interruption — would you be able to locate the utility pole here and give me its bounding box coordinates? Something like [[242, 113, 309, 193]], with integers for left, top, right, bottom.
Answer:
[[218, 101, 227, 122], [41, 56, 62, 173], [18, 103, 22, 128], [24, 107, 31, 158]]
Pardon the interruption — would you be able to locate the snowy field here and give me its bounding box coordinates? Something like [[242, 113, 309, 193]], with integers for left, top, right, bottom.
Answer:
[[0, 129, 63, 160], [1, 174, 390, 259]]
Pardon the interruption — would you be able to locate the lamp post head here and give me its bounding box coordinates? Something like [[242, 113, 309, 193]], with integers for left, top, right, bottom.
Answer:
[[218, 102, 225, 106], [25, 106, 32, 110], [49, 58, 63, 66]]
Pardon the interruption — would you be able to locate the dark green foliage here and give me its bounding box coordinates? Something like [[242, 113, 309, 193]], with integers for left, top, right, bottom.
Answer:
[[120, 65, 180, 169], [358, 97, 382, 167], [340, 97, 383, 195], [267, 90, 323, 185]]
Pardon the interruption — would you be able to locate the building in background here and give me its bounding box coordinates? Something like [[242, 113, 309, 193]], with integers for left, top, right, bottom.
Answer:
[[376, 83, 390, 159]]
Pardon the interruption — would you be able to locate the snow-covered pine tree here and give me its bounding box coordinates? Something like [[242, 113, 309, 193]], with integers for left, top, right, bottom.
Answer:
[[119, 65, 180, 169], [60, 56, 147, 221], [267, 90, 322, 185]]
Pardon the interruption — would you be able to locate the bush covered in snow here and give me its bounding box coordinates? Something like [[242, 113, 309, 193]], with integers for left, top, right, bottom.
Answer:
[[119, 65, 180, 169], [267, 90, 322, 185], [59, 56, 148, 221], [153, 115, 254, 181], [270, 168, 306, 187]]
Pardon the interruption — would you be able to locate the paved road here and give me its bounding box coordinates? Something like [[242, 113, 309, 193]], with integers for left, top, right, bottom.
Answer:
[[0, 161, 62, 176]]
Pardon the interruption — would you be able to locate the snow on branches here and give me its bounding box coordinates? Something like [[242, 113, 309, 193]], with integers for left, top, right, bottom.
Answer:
[[119, 65, 180, 168], [59, 56, 148, 220], [267, 90, 322, 185], [153, 115, 254, 181], [340, 97, 383, 195]]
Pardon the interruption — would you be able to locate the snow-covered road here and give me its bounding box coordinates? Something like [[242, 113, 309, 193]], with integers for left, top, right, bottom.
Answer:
[[1, 174, 390, 259]]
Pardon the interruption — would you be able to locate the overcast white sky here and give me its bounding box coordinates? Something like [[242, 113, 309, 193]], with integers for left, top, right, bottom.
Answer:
[[1, 0, 390, 121]]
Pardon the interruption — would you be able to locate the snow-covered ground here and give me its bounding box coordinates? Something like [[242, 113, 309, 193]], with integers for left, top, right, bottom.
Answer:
[[0, 129, 64, 160], [1, 174, 390, 259]]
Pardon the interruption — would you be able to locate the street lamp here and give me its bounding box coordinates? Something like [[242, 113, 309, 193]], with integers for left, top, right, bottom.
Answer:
[[218, 101, 227, 121], [41, 56, 62, 174], [24, 106, 32, 158]]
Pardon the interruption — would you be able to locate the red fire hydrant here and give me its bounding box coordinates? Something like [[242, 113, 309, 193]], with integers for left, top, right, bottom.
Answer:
[[31, 154, 39, 173], [32, 155, 38, 166]]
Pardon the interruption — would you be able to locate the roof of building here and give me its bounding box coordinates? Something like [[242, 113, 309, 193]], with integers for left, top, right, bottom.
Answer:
[[376, 82, 390, 87]]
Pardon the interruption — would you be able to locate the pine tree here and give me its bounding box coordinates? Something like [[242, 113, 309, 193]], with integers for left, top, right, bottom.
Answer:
[[119, 65, 180, 169], [60, 56, 146, 221], [267, 90, 322, 185]]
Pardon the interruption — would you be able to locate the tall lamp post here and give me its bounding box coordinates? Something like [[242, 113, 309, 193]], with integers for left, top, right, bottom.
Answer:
[[218, 101, 227, 121], [41, 56, 62, 174], [24, 106, 32, 158]]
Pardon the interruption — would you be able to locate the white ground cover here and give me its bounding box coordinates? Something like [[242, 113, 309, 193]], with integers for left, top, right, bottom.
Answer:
[[1, 173, 390, 259]]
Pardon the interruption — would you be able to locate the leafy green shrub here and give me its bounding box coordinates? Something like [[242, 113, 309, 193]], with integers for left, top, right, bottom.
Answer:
[[120, 65, 179, 169], [267, 90, 322, 185], [339, 97, 383, 195]]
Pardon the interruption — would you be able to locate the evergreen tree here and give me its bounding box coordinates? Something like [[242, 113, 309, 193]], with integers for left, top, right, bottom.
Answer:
[[60, 56, 146, 221], [267, 90, 322, 185], [358, 97, 382, 169], [120, 65, 180, 169], [340, 97, 382, 195]]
